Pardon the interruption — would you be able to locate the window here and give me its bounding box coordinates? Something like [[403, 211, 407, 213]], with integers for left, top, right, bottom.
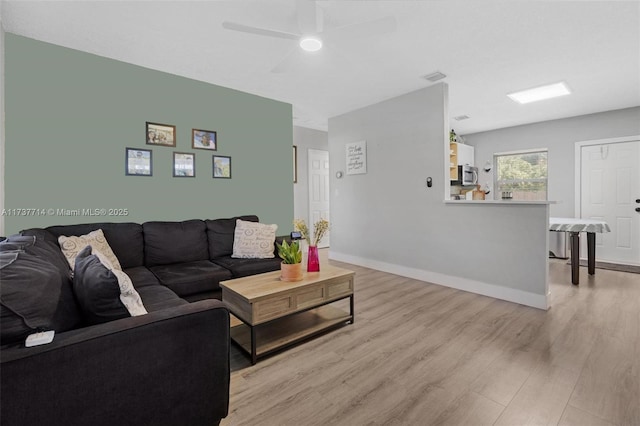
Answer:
[[494, 150, 548, 200]]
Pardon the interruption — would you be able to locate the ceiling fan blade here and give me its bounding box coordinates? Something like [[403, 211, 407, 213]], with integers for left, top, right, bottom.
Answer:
[[322, 16, 397, 42], [296, 0, 319, 34], [222, 21, 300, 40]]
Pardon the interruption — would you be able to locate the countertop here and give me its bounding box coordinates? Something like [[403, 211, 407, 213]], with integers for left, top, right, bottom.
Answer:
[[444, 199, 556, 205]]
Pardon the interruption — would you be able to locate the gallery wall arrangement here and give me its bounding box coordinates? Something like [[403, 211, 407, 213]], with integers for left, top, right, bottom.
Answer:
[[129, 122, 231, 179]]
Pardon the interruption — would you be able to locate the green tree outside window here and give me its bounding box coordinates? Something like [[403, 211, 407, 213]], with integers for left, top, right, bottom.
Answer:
[[495, 151, 548, 200]]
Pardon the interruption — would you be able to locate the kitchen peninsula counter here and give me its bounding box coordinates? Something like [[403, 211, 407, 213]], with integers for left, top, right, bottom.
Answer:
[[444, 200, 556, 205]]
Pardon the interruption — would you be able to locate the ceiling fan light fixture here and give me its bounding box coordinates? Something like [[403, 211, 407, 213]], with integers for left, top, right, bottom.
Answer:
[[299, 36, 322, 52]]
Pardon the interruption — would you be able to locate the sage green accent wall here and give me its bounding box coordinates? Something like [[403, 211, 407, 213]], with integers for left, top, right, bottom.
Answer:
[[1, 24, 6, 236], [4, 34, 293, 235]]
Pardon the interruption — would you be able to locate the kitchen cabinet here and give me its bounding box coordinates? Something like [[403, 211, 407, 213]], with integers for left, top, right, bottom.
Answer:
[[449, 142, 474, 180]]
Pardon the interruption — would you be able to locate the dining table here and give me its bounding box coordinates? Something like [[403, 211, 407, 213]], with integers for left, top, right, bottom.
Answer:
[[549, 217, 611, 285]]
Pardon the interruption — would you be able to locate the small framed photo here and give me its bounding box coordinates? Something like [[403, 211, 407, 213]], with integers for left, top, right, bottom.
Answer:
[[173, 152, 195, 177], [126, 148, 152, 176], [213, 155, 231, 179], [146, 121, 176, 147], [192, 129, 217, 151]]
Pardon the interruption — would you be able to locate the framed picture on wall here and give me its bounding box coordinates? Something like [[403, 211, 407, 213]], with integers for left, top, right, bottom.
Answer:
[[192, 129, 217, 151], [293, 145, 298, 183], [146, 122, 176, 147], [173, 152, 195, 177], [125, 148, 153, 176], [212, 155, 231, 179], [346, 140, 367, 175]]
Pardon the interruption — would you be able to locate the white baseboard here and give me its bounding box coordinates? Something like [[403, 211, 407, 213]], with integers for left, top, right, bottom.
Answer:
[[329, 251, 549, 310]]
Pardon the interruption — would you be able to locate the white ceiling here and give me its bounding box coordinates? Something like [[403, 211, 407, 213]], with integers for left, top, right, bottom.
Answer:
[[2, 1, 639, 134]]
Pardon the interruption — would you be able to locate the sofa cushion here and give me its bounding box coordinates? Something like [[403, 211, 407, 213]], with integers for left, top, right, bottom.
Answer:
[[206, 215, 258, 259], [58, 229, 122, 271], [124, 266, 162, 290], [44, 223, 144, 269], [232, 219, 278, 259], [211, 255, 281, 278], [148, 260, 232, 297], [143, 220, 209, 266], [181, 291, 222, 303], [0, 237, 82, 345], [135, 285, 188, 312], [73, 246, 147, 325]]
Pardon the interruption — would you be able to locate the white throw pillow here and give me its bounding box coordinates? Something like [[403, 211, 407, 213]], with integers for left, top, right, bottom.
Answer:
[[59, 229, 122, 271], [92, 248, 147, 317], [232, 219, 278, 259]]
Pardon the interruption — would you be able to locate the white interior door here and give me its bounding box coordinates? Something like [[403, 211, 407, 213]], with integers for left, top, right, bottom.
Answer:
[[308, 149, 330, 248], [580, 140, 640, 265]]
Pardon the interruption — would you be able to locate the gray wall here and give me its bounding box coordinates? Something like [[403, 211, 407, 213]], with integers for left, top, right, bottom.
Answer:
[[4, 34, 293, 235], [464, 107, 640, 216], [293, 126, 328, 225], [329, 84, 549, 309]]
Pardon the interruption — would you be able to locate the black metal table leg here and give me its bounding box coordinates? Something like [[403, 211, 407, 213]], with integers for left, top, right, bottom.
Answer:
[[349, 294, 355, 324], [250, 326, 257, 365], [570, 231, 580, 285], [587, 232, 596, 275]]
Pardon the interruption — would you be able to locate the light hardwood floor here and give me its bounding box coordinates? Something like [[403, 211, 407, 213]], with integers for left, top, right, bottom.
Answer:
[[223, 253, 640, 426]]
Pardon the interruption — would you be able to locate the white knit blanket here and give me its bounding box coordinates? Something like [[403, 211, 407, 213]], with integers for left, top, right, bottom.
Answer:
[[549, 217, 611, 233]]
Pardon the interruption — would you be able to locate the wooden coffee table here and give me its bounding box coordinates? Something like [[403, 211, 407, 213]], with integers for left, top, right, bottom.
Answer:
[[220, 264, 355, 364]]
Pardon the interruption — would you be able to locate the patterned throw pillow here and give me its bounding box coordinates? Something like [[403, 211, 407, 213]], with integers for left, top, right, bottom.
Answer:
[[232, 219, 278, 259], [58, 229, 122, 271]]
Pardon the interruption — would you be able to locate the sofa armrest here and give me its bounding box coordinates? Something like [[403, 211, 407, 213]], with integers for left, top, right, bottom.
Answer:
[[1, 299, 230, 426], [274, 234, 293, 256]]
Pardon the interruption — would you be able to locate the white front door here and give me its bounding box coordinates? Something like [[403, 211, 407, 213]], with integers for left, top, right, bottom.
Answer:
[[580, 140, 640, 265], [308, 149, 330, 248]]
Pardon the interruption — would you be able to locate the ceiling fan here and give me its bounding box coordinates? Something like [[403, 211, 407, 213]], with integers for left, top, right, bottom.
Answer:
[[222, 0, 397, 73]]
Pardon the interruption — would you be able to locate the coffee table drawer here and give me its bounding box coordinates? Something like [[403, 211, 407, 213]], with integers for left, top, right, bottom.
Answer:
[[327, 279, 353, 299], [255, 294, 294, 323], [295, 283, 325, 310]]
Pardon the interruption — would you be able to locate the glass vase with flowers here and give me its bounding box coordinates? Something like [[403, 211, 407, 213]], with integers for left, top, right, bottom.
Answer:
[[293, 218, 329, 272]]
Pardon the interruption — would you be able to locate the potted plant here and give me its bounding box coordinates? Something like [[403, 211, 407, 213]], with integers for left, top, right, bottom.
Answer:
[[276, 240, 303, 282]]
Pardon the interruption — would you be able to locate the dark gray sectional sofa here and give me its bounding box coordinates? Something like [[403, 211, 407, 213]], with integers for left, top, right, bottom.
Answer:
[[0, 215, 284, 426]]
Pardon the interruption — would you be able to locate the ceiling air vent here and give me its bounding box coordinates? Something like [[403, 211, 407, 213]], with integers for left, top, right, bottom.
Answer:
[[453, 115, 470, 121], [423, 71, 446, 82]]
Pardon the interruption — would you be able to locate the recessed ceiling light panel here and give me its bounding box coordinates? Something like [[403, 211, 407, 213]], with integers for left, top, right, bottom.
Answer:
[[299, 37, 322, 52], [507, 82, 571, 104]]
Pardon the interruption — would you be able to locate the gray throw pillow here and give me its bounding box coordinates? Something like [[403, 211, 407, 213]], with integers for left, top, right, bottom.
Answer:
[[73, 246, 146, 325]]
